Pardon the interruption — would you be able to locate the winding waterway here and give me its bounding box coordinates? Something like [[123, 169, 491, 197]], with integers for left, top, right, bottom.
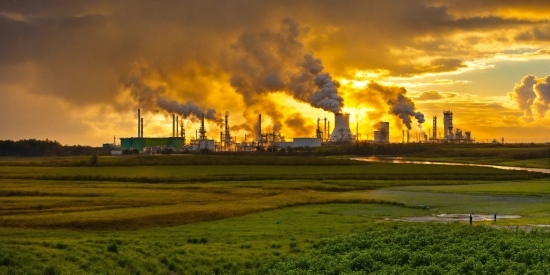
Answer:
[[352, 156, 550, 174]]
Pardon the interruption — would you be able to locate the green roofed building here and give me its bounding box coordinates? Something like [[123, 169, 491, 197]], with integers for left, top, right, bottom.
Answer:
[[120, 137, 185, 151]]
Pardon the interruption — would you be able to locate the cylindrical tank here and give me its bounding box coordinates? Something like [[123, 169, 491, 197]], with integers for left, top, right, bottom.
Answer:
[[329, 113, 353, 142]]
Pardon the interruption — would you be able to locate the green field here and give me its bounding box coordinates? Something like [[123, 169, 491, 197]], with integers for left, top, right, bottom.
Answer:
[[0, 154, 549, 274]]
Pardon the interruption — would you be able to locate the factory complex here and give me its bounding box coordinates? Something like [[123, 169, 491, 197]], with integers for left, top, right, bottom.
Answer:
[[106, 109, 476, 154]]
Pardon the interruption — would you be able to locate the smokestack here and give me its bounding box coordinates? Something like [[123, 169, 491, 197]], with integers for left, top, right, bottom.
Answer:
[[324, 118, 327, 142], [433, 116, 437, 140], [140, 118, 144, 138], [224, 113, 231, 146], [258, 114, 262, 143], [137, 109, 141, 137], [316, 118, 322, 139], [199, 113, 206, 140], [176, 116, 179, 137], [172, 114, 175, 137]]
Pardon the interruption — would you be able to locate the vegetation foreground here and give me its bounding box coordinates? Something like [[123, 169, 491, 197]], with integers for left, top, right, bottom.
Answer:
[[0, 154, 549, 274]]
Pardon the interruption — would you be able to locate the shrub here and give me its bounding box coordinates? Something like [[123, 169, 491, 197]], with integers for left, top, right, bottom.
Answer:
[[107, 243, 118, 253]]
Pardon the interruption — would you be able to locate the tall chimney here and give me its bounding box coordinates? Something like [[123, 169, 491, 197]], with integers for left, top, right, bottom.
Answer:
[[137, 109, 141, 137], [433, 115, 437, 140], [258, 114, 262, 142], [324, 118, 327, 141], [176, 116, 179, 137], [199, 113, 206, 140], [172, 114, 175, 137], [140, 118, 144, 138], [224, 113, 230, 146]]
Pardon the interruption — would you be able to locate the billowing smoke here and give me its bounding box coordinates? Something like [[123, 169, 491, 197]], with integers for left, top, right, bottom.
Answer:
[[157, 98, 223, 125], [285, 113, 315, 137], [350, 81, 425, 130], [228, 19, 344, 120], [389, 93, 425, 130], [122, 70, 222, 125], [508, 75, 550, 120]]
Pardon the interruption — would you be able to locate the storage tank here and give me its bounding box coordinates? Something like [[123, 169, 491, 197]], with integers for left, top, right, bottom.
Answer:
[[329, 113, 353, 142]]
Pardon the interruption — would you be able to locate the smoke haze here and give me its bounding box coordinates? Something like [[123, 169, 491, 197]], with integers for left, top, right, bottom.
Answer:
[[1, 1, 550, 144]]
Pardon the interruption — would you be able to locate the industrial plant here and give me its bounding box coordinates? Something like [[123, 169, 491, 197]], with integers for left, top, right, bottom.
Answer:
[[108, 108, 475, 154], [427, 110, 475, 143]]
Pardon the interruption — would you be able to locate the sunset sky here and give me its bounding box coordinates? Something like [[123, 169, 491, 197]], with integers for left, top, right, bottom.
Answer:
[[1, 1, 550, 145]]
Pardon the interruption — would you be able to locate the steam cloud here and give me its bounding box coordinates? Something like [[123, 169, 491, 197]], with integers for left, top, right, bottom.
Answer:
[[351, 82, 425, 130], [229, 19, 344, 115], [508, 75, 550, 120]]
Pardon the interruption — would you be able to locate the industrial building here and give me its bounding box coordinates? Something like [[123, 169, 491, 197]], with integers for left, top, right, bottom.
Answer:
[[120, 137, 184, 152], [329, 113, 354, 142], [428, 111, 474, 143], [373, 122, 390, 143], [114, 107, 479, 154], [293, 137, 322, 147], [120, 109, 186, 152]]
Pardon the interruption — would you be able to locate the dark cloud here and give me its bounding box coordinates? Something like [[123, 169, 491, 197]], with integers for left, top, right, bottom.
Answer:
[[1, 0, 549, 144], [516, 24, 550, 41]]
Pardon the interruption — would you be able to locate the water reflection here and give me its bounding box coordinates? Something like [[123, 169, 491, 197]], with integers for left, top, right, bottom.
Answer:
[[352, 156, 550, 174]]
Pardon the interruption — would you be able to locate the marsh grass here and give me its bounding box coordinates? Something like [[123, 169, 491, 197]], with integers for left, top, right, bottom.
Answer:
[[1, 154, 549, 274]]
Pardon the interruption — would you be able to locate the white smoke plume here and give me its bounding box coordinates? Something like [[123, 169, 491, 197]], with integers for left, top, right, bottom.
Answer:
[[228, 19, 344, 114], [508, 75, 550, 120]]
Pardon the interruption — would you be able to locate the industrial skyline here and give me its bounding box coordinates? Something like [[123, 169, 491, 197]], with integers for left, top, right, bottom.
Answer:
[[1, 1, 550, 145]]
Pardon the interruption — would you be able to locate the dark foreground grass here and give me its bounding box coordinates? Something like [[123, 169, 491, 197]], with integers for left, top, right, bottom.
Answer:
[[0, 204, 427, 275], [262, 223, 550, 275]]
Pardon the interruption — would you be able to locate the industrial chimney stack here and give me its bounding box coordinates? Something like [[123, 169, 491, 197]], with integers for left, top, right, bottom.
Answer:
[[137, 109, 141, 138], [199, 113, 206, 140], [140, 118, 143, 138], [224, 114, 231, 146], [172, 114, 175, 137], [432, 116, 437, 140], [258, 114, 262, 142]]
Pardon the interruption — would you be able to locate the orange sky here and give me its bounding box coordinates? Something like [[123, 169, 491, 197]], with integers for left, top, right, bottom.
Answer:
[[1, 1, 549, 145]]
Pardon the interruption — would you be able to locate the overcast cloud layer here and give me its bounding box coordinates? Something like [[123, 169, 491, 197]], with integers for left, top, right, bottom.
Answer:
[[1, 0, 550, 144]]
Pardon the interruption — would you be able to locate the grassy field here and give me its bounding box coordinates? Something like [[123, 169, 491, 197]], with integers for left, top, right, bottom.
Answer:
[[0, 154, 549, 274]]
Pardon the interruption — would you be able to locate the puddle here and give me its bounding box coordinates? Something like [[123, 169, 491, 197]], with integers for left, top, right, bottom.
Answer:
[[401, 213, 520, 222]]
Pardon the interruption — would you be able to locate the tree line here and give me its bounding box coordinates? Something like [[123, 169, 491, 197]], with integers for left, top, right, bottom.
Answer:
[[0, 139, 102, 157]]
